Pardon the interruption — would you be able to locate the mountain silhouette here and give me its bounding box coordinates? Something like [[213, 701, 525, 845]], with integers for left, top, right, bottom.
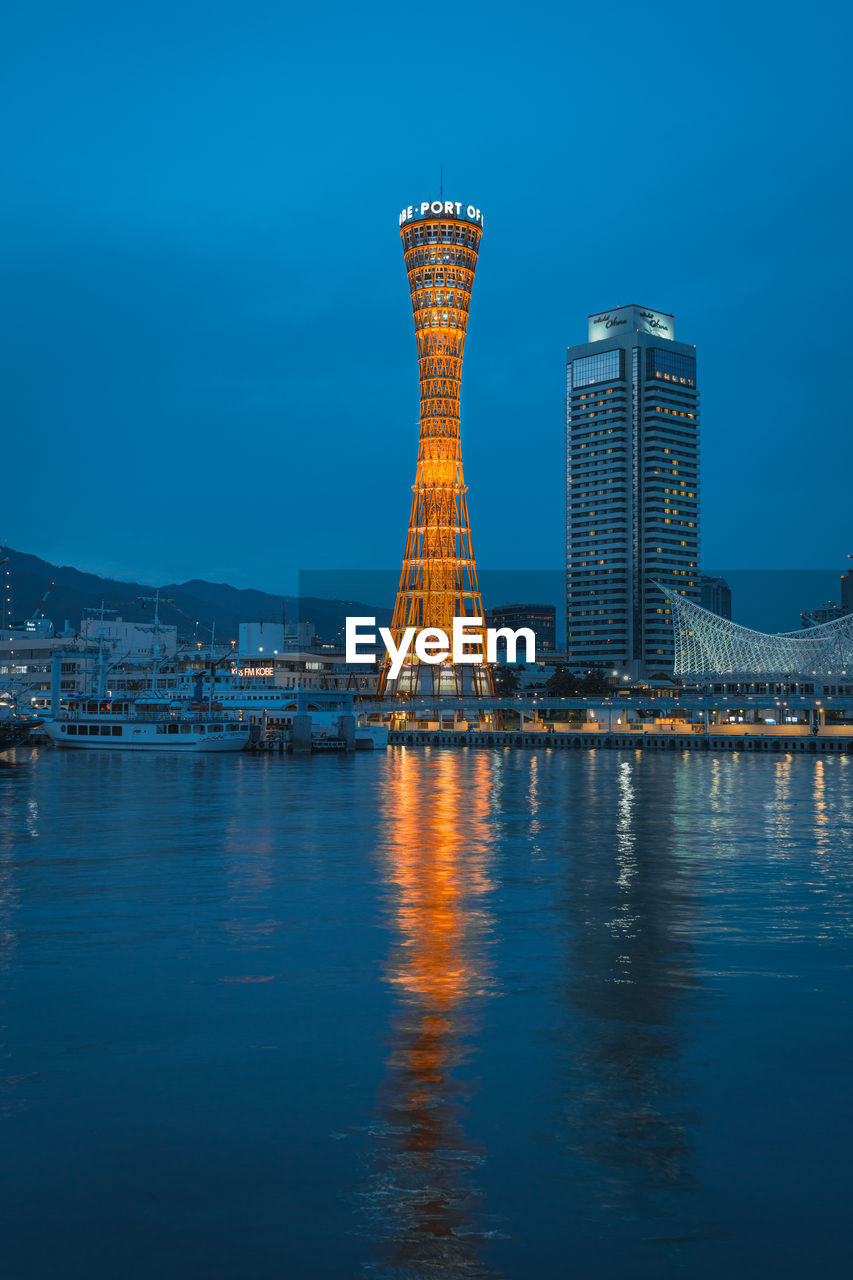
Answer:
[[1, 547, 391, 644]]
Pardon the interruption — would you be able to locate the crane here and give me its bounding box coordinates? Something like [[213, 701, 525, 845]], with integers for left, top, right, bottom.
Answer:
[[29, 580, 55, 621]]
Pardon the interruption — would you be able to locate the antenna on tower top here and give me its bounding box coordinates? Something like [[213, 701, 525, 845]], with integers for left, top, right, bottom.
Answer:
[[440, 164, 443, 200]]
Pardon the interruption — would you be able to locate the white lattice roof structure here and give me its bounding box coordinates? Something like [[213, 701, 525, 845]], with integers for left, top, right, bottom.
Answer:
[[656, 583, 853, 677]]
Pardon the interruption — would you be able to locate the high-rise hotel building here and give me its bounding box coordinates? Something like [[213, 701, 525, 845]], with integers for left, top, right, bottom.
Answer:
[[565, 305, 699, 676]]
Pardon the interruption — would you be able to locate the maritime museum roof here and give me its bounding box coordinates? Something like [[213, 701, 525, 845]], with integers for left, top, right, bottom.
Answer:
[[657, 584, 853, 678]]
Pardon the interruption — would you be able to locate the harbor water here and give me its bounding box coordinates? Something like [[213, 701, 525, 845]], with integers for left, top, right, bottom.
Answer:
[[1, 746, 851, 1278]]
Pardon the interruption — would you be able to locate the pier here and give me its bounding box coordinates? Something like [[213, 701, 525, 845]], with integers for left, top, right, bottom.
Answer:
[[389, 727, 853, 753]]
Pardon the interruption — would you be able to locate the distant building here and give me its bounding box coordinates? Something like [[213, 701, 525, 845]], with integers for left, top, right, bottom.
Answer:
[[801, 601, 843, 628], [0, 618, 55, 640], [487, 604, 556, 654], [238, 620, 315, 657], [80, 615, 177, 659], [239, 621, 285, 656], [0, 628, 98, 702], [800, 560, 853, 625], [565, 304, 699, 677], [841, 560, 853, 616], [699, 575, 732, 619]]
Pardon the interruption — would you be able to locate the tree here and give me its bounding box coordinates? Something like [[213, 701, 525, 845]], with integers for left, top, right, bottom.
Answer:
[[545, 666, 612, 697], [581, 668, 611, 696], [493, 665, 520, 695], [545, 665, 580, 696]]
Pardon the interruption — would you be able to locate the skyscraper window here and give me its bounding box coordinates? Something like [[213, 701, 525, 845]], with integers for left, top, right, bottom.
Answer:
[[647, 347, 696, 386], [571, 348, 624, 388]]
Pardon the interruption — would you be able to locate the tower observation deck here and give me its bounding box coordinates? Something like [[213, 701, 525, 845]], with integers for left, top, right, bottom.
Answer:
[[378, 199, 492, 698]]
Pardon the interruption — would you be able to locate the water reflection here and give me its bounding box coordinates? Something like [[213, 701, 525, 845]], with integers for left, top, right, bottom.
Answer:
[[365, 749, 499, 1277], [0, 759, 30, 972], [561, 753, 703, 1219], [0, 758, 29, 1121]]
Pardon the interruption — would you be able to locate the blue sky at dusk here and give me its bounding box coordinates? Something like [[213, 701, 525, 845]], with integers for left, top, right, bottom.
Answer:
[[2, 0, 850, 592]]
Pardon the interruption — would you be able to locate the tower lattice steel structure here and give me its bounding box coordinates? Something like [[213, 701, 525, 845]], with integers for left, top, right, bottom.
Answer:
[[379, 199, 492, 698]]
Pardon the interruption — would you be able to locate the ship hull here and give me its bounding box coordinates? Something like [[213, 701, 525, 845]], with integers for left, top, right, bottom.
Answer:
[[43, 722, 249, 753]]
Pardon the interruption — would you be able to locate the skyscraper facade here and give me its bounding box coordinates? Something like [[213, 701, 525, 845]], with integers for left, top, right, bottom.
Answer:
[[565, 305, 700, 676]]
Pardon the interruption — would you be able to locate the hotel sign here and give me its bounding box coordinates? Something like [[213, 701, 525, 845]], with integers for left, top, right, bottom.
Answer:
[[399, 200, 484, 228], [589, 306, 675, 342], [637, 309, 673, 337]]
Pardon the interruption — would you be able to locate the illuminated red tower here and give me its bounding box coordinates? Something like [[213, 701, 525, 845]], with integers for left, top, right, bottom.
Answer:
[[378, 198, 492, 697]]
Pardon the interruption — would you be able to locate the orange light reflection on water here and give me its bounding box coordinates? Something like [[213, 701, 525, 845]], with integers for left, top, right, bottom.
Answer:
[[364, 748, 499, 1274]]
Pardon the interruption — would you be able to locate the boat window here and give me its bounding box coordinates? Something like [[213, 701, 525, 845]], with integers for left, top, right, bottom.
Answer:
[[167, 723, 179, 734], [197, 725, 205, 734], [180, 724, 191, 733], [100, 726, 112, 736], [79, 724, 89, 735], [66, 724, 77, 735], [111, 726, 122, 736]]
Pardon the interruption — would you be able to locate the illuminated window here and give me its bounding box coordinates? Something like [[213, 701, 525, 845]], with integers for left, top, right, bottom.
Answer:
[[647, 347, 696, 386]]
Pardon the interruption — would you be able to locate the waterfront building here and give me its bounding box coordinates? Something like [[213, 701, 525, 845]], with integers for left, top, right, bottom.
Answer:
[[0, 630, 98, 702], [486, 604, 556, 653], [699, 575, 732, 620], [565, 305, 700, 677], [1, 619, 378, 710], [379, 198, 491, 697]]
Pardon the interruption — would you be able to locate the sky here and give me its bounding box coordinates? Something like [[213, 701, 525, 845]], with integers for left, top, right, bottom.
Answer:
[[2, 0, 851, 594]]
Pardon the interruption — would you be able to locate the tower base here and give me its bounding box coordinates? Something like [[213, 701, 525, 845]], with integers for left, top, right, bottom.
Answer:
[[385, 661, 493, 698]]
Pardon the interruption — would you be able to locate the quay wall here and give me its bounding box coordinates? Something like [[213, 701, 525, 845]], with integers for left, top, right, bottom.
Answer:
[[388, 730, 853, 755]]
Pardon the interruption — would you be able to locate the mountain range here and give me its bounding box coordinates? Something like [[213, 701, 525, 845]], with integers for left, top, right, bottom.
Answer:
[[1, 547, 392, 643]]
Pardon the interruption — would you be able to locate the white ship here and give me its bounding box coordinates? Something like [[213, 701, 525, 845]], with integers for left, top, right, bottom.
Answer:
[[43, 696, 251, 752]]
